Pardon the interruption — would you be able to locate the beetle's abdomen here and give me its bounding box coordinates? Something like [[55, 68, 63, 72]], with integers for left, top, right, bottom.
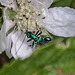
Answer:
[[35, 37, 43, 44], [44, 37, 51, 41]]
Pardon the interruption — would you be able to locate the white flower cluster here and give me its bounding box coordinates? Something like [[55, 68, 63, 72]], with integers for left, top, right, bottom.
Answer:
[[0, 0, 75, 60], [16, 0, 47, 32]]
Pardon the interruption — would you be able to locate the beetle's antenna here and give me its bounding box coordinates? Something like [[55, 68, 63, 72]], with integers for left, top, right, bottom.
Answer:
[[15, 34, 26, 55]]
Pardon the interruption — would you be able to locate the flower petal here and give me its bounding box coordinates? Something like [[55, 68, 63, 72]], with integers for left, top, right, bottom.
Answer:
[[37, 0, 53, 8], [43, 7, 75, 37], [4, 8, 16, 33], [0, 8, 7, 53], [3, 8, 16, 58], [0, 0, 18, 11], [5, 32, 13, 58], [11, 31, 33, 60], [0, 23, 6, 53]]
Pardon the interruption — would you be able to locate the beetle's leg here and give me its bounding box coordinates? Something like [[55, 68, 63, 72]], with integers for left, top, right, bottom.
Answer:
[[36, 31, 42, 36], [32, 41, 35, 48], [29, 41, 35, 48], [27, 39, 32, 42], [35, 30, 39, 35]]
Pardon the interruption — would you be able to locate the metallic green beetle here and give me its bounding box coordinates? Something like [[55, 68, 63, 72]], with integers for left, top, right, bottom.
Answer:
[[25, 30, 52, 48]]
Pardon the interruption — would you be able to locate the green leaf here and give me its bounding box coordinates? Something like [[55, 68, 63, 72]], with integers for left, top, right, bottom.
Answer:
[[53, 0, 59, 2], [0, 37, 75, 75], [50, 0, 72, 8], [70, 0, 75, 9], [0, 3, 5, 7], [0, 7, 3, 29], [6, 8, 17, 20], [6, 26, 15, 36], [6, 24, 18, 36]]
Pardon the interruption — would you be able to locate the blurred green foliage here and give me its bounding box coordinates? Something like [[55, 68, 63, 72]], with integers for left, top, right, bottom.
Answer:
[[50, 0, 72, 8], [70, 0, 75, 9], [0, 3, 5, 7], [0, 37, 75, 75], [54, 0, 59, 2], [0, 7, 3, 29]]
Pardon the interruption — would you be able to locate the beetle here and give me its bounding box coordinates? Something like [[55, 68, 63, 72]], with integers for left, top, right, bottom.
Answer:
[[25, 30, 52, 48]]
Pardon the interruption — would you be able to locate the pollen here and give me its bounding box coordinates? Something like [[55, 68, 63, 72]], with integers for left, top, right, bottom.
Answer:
[[15, 0, 45, 32]]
